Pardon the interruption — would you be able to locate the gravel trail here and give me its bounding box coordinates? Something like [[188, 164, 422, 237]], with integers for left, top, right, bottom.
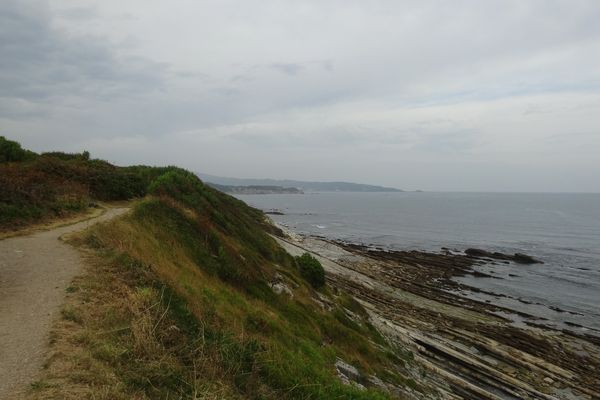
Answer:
[[0, 208, 129, 399]]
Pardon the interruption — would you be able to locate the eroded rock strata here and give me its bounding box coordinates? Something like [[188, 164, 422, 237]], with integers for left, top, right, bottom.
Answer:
[[274, 232, 600, 400]]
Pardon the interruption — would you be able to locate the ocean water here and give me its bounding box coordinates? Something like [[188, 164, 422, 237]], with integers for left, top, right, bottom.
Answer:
[[236, 192, 600, 335]]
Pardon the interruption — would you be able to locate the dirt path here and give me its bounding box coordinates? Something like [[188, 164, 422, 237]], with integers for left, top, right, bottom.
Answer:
[[0, 208, 129, 399]]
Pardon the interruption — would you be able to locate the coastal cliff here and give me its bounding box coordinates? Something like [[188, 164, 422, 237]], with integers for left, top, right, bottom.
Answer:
[[2, 138, 599, 399], [0, 139, 409, 399]]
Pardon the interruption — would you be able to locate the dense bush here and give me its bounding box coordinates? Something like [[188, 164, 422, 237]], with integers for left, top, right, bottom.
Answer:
[[0, 138, 150, 230], [41, 151, 90, 161], [296, 252, 326, 288], [0, 136, 36, 162]]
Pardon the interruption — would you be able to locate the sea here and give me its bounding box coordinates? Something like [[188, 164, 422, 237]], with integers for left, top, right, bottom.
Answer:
[[235, 192, 600, 336]]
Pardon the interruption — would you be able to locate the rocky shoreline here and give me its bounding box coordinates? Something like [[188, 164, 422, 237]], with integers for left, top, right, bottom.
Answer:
[[272, 228, 600, 400]]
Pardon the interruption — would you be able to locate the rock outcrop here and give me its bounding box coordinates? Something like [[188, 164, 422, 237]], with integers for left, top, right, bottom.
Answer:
[[465, 248, 543, 264]]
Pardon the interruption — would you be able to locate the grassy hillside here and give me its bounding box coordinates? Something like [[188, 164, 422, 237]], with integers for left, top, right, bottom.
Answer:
[[1, 138, 416, 399], [0, 136, 170, 231]]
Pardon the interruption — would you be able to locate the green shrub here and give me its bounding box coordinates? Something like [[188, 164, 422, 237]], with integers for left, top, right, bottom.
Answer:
[[0, 136, 35, 162], [41, 151, 88, 161], [0, 138, 158, 229], [296, 253, 325, 288]]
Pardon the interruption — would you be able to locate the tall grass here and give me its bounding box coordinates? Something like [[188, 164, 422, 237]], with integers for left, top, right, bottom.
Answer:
[[32, 169, 415, 399], [2, 137, 419, 398]]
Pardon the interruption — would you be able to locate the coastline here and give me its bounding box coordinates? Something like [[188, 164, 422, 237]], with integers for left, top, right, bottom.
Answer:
[[272, 223, 600, 400]]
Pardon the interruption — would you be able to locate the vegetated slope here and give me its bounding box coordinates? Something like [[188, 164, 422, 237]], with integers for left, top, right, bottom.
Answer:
[[45, 170, 406, 399], [0, 136, 168, 231], [0, 137, 416, 399]]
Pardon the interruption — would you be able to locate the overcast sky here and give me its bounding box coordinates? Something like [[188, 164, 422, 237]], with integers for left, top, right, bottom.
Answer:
[[2, 0, 599, 191]]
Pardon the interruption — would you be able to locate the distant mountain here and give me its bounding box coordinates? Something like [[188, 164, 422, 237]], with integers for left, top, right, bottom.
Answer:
[[207, 183, 303, 195], [197, 173, 402, 192]]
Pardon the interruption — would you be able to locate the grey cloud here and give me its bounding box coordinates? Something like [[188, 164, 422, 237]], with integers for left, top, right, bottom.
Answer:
[[0, 0, 166, 116], [212, 87, 241, 97], [229, 74, 254, 83], [57, 6, 97, 21], [268, 60, 333, 76], [413, 130, 479, 154], [317, 60, 333, 72], [174, 70, 209, 80], [270, 63, 305, 76], [2, 0, 599, 191]]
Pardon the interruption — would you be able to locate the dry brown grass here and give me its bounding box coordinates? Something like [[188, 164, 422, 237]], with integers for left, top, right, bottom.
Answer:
[[25, 176, 399, 400], [27, 253, 133, 400], [26, 246, 243, 400]]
